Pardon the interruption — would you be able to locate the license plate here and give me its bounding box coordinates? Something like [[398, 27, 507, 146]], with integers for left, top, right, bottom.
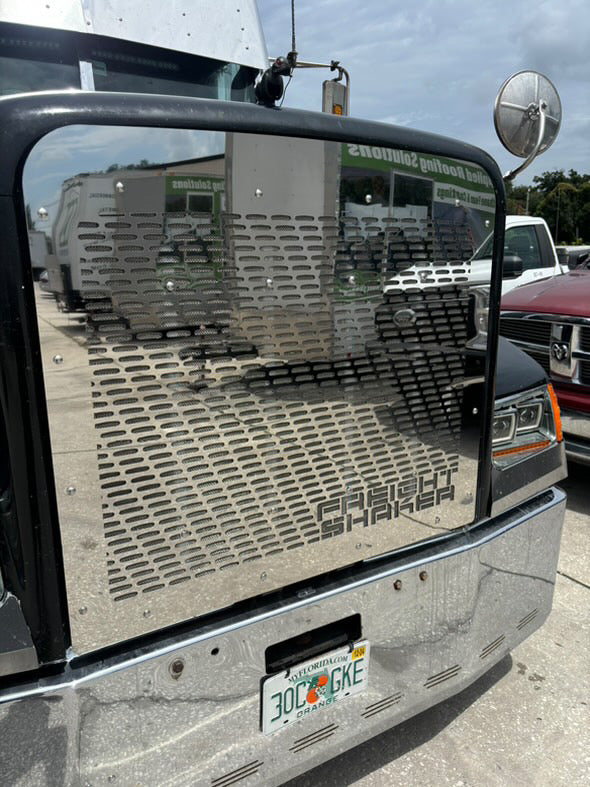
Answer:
[[261, 641, 370, 735]]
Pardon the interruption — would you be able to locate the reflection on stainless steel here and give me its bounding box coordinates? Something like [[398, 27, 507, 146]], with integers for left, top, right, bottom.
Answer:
[[26, 128, 495, 654], [0, 593, 38, 678], [0, 490, 566, 786], [491, 442, 566, 516]]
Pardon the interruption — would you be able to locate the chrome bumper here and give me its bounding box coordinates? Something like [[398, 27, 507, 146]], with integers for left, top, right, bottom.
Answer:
[[0, 488, 566, 787], [561, 410, 590, 465]]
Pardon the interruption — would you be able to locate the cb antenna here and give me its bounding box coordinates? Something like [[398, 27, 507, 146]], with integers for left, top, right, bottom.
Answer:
[[287, 0, 298, 69], [256, 0, 350, 113]]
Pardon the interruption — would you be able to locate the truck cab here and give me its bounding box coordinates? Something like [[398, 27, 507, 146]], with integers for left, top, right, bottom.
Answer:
[[471, 215, 563, 294], [0, 3, 265, 99]]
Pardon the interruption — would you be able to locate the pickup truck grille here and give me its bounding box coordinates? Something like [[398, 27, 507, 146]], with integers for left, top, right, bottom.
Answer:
[[499, 317, 551, 347], [579, 361, 590, 385], [499, 318, 551, 374], [578, 328, 590, 384], [579, 327, 590, 352]]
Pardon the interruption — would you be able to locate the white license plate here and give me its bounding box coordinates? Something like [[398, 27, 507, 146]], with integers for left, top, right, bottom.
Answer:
[[261, 641, 370, 735]]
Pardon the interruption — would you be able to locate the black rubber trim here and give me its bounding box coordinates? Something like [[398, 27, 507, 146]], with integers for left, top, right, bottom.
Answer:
[[492, 442, 563, 501], [0, 197, 70, 664]]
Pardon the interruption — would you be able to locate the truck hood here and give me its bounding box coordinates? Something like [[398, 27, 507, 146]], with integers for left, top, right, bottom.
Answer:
[[501, 271, 590, 317]]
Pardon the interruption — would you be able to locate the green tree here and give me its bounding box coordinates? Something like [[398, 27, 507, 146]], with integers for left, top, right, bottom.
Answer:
[[532, 169, 566, 197], [566, 169, 590, 189], [576, 182, 590, 242], [105, 158, 154, 173], [538, 183, 580, 244], [505, 183, 541, 215], [528, 169, 590, 244]]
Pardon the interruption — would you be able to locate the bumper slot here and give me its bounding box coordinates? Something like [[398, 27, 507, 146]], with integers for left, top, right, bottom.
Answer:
[[265, 613, 361, 675]]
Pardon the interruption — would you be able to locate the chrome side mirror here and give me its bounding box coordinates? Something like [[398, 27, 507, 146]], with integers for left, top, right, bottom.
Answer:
[[494, 70, 561, 182]]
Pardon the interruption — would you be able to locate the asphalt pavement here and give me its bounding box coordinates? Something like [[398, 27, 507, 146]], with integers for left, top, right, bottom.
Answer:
[[286, 463, 590, 787]]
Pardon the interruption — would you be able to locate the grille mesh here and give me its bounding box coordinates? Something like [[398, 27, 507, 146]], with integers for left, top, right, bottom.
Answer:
[[580, 327, 590, 353], [76, 211, 473, 602], [499, 318, 551, 374], [499, 318, 551, 347], [579, 360, 590, 385]]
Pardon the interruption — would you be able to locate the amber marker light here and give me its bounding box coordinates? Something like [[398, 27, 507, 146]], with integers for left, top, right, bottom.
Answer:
[[547, 383, 563, 442], [493, 439, 551, 459]]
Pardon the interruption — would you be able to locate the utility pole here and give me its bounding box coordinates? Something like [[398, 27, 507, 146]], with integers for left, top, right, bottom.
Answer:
[[555, 183, 562, 242]]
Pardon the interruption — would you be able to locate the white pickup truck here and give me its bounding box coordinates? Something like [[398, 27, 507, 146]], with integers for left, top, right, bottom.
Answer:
[[471, 215, 564, 294]]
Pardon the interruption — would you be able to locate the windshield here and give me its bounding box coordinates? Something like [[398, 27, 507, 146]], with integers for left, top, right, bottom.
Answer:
[[473, 224, 549, 271], [0, 24, 80, 95], [472, 231, 494, 260], [0, 21, 257, 102]]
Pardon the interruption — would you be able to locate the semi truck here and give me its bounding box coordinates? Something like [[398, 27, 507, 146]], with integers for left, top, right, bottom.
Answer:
[[0, 3, 567, 785]]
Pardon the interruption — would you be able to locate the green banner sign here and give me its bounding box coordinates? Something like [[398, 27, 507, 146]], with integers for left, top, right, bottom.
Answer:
[[166, 175, 225, 195], [341, 143, 495, 212]]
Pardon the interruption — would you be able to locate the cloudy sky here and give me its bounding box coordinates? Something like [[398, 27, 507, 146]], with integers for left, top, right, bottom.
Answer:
[[24, 0, 589, 217], [257, 0, 590, 185]]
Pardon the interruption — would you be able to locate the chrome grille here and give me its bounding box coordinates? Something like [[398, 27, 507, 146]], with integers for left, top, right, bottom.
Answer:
[[35, 204, 485, 653], [84, 212, 470, 603], [525, 349, 551, 375], [33, 204, 486, 653]]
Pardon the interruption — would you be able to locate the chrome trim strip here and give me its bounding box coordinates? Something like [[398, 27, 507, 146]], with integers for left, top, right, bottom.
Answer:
[[0, 487, 565, 705], [494, 383, 547, 408], [508, 339, 550, 352]]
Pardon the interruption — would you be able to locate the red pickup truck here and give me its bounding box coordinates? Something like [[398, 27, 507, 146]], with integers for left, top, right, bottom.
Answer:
[[501, 261, 590, 464]]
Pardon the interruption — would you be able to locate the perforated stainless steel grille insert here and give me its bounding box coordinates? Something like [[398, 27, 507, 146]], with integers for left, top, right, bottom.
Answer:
[[72, 210, 472, 604], [28, 129, 494, 653]]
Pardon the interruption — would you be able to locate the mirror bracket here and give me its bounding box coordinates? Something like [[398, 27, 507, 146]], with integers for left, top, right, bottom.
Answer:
[[503, 99, 546, 183]]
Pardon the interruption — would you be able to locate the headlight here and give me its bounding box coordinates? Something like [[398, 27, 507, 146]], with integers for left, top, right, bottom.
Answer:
[[468, 287, 489, 342], [492, 384, 562, 468]]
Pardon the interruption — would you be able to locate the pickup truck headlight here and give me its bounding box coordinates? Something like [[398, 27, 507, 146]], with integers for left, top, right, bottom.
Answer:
[[492, 384, 562, 468]]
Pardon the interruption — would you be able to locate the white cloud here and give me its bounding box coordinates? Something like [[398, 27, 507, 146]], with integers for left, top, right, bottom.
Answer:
[[257, 0, 590, 183]]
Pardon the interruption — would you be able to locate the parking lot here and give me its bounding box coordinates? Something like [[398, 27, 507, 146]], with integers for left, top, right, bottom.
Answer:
[[288, 464, 589, 786]]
